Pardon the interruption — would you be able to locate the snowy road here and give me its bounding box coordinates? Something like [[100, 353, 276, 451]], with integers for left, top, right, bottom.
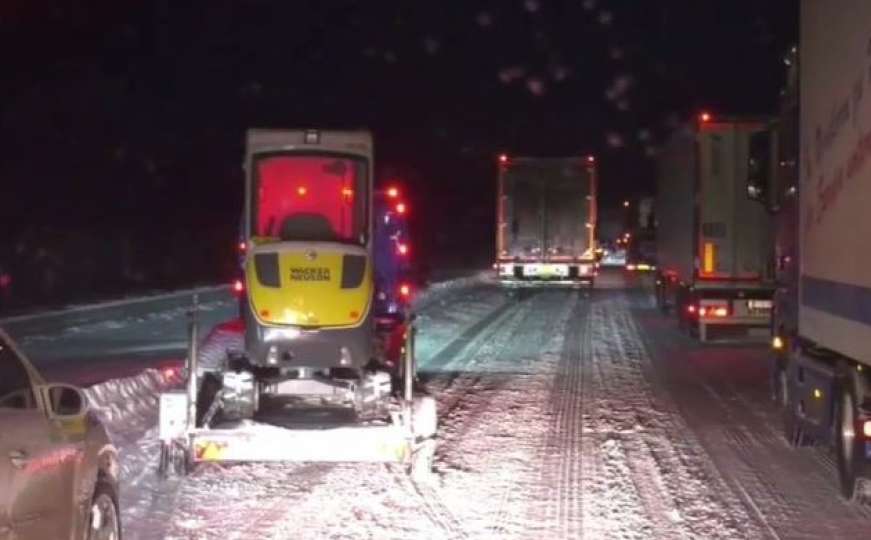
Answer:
[[9, 270, 871, 538]]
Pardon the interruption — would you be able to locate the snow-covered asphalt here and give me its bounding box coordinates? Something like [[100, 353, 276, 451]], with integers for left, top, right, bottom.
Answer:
[[8, 270, 871, 538]]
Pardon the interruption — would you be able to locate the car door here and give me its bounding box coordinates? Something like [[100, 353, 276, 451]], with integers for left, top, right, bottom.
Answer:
[[0, 337, 72, 540]]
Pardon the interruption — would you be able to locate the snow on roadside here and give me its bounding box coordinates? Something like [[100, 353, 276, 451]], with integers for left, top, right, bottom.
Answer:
[[83, 366, 185, 531], [20, 300, 228, 345]]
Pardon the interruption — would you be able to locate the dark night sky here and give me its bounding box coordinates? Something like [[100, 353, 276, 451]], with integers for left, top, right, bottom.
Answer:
[[0, 0, 797, 266]]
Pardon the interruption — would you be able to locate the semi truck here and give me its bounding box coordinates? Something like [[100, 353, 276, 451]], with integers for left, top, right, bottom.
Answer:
[[654, 116, 776, 341], [495, 155, 598, 285], [751, 0, 871, 499]]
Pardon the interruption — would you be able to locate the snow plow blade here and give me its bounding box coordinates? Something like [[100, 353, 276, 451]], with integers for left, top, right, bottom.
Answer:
[[189, 423, 416, 463]]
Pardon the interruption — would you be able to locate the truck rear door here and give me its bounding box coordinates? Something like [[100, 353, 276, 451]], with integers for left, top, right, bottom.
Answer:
[[697, 122, 772, 281], [543, 160, 593, 260]]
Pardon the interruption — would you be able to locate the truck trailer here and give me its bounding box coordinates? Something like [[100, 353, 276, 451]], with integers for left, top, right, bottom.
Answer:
[[655, 116, 776, 342], [753, 0, 871, 499], [495, 155, 597, 285]]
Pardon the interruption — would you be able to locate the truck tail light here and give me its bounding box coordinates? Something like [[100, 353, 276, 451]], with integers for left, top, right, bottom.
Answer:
[[863, 420, 871, 438], [397, 243, 409, 256], [233, 279, 245, 295], [399, 283, 412, 298]]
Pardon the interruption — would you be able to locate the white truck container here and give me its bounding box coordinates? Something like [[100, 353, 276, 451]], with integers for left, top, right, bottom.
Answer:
[[758, 0, 871, 499], [655, 117, 776, 341], [495, 156, 597, 285]]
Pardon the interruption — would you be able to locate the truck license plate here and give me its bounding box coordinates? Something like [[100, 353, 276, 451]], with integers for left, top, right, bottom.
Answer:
[[748, 300, 773, 310]]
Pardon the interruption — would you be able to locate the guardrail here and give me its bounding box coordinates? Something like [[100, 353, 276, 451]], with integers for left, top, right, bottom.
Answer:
[[0, 285, 231, 339]]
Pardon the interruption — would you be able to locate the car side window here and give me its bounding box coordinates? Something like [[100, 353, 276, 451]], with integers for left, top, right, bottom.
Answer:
[[0, 338, 36, 409]]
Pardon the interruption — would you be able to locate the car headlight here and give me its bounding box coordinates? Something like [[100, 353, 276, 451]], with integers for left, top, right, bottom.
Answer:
[[263, 327, 301, 342]]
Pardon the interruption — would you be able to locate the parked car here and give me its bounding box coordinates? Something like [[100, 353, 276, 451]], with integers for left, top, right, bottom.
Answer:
[[0, 328, 120, 540]]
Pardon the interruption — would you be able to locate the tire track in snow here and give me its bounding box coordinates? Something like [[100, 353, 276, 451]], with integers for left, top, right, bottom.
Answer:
[[421, 289, 577, 538], [637, 288, 871, 538], [577, 293, 760, 539], [631, 287, 871, 539]]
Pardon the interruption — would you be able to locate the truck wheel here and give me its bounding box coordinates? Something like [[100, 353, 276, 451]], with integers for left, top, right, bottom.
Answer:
[[836, 382, 862, 499], [777, 366, 806, 447]]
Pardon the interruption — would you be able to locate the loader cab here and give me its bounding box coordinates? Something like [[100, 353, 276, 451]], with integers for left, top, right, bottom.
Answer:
[[241, 130, 376, 372]]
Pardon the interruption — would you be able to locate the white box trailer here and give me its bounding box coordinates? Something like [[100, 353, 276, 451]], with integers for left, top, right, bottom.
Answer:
[[761, 0, 871, 500], [495, 156, 598, 285], [655, 117, 776, 341]]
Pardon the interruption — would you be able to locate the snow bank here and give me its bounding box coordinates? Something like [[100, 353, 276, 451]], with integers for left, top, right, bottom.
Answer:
[[84, 367, 183, 425], [414, 270, 494, 310]]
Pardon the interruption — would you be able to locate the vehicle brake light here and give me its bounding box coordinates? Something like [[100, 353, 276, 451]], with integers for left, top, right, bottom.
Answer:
[[238, 241, 247, 253], [698, 307, 707, 317], [772, 336, 784, 350], [713, 307, 728, 317], [587, 155, 595, 163], [399, 284, 412, 298], [864, 420, 871, 438], [297, 186, 308, 196], [387, 187, 399, 198], [233, 279, 245, 294], [688, 305, 696, 314], [397, 243, 409, 256], [342, 187, 354, 199], [700, 112, 712, 123], [396, 202, 407, 215], [626, 264, 636, 271], [499, 154, 509, 164]]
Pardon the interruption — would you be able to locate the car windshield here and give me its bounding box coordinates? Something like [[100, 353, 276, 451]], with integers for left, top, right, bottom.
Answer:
[[251, 153, 367, 244]]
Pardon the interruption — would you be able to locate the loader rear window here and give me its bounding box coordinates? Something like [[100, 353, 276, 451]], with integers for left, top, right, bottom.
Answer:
[[252, 154, 367, 244]]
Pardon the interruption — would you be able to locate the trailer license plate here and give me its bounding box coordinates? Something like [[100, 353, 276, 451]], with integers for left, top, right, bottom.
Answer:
[[748, 300, 772, 310]]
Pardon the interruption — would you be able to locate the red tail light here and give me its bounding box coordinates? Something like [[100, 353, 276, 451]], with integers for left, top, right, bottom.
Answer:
[[397, 243, 409, 256], [687, 305, 696, 314], [239, 241, 247, 253], [233, 279, 245, 294], [396, 202, 407, 215], [399, 283, 412, 298], [387, 187, 400, 198]]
